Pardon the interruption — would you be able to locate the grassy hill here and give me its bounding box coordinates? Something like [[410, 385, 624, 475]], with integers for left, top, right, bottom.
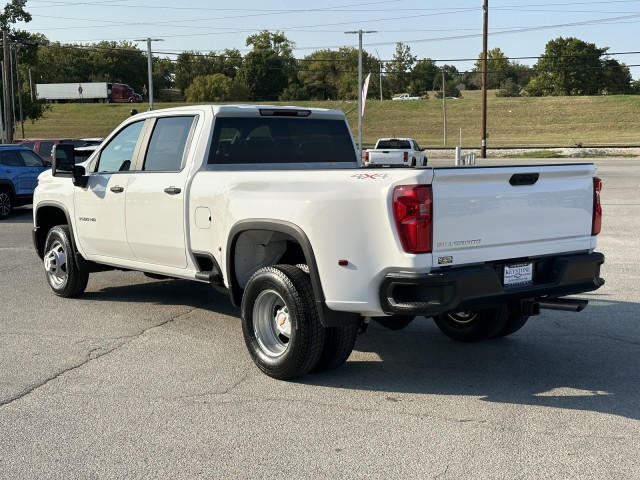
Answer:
[[13, 90, 640, 149]]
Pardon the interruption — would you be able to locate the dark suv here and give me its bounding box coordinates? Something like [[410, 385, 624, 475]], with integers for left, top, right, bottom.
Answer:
[[0, 145, 50, 219]]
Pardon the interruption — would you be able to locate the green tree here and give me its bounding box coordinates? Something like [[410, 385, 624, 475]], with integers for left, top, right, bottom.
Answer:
[[298, 49, 342, 100], [174, 49, 243, 94], [185, 73, 250, 102], [385, 42, 416, 94], [495, 78, 521, 97], [408, 58, 438, 97], [0, 0, 30, 30], [471, 48, 512, 90], [600, 59, 633, 94], [87, 41, 148, 89], [526, 37, 607, 96], [236, 30, 297, 101], [334, 47, 380, 100]]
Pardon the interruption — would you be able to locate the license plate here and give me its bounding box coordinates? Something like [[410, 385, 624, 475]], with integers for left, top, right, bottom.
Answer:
[[504, 263, 533, 286]]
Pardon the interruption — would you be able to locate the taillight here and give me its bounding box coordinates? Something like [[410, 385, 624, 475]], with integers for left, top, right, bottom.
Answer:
[[393, 185, 432, 253], [364, 151, 369, 162], [592, 177, 602, 235], [403, 151, 408, 162]]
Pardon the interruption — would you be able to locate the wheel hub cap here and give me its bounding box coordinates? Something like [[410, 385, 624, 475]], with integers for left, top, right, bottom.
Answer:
[[44, 244, 67, 283]]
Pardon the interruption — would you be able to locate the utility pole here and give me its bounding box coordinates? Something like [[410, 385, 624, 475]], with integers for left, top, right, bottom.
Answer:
[[481, 0, 488, 158], [2, 30, 14, 143], [13, 44, 25, 138], [134, 37, 164, 111], [345, 29, 376, 159], [375, 49, 383, 100], [442, 71, 447, 146]]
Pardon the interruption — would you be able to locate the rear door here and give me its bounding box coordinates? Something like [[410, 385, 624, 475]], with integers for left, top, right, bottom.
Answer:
[[124, 115, 197, 268], [430, 164, 597, 268]]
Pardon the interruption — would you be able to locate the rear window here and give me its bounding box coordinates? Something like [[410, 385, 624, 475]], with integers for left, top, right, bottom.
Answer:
[[376, 140, 411, 149], [208, 117, 356, 165]]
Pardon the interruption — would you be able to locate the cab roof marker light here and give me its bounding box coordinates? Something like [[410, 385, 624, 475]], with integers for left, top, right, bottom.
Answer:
[[259, 109, 311, 117]]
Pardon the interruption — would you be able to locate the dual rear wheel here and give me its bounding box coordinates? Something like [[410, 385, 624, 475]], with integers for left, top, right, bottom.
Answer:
[[373, 306, 529, 341], [241, 264, 358, 380]]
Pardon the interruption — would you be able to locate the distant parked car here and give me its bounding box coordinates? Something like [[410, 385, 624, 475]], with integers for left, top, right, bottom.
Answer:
[[14, 138, 79, 163], [73, 144, 100, 163], [13, 138, 102, 163], [0, 145, 50, 219]]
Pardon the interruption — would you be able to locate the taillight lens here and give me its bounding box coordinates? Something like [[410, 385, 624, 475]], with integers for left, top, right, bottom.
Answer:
[[403, 151, 408, 162], [393, 185, 432, 253], [592, 177, 602, 235], [364, 151, 369, 162]]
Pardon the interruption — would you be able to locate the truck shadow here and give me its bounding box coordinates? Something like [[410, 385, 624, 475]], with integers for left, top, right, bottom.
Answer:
[[308, 295, 640, 420], [81, 277, 241, 318], [81, 279, 639, 420]]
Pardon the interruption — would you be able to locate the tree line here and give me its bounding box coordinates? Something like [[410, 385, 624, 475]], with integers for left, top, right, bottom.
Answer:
[[1, 0, 637, 123]]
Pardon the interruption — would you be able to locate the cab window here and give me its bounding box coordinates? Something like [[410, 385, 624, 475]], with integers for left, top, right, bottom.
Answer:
[[96, 121, 145, 173], [143, 116, 195, 171]]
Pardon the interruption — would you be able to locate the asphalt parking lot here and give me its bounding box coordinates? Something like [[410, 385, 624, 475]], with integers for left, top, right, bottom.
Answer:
[[1, 157, 638, 479]]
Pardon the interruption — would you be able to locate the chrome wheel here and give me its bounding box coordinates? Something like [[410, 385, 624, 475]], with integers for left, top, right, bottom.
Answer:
[[432, 306, 509, 342], [446, 311, 478, 325], [42, 225, 89, 297], [44, 239, 68, 289], [241, 265, 325, 379], [253, 289, 291, 358]]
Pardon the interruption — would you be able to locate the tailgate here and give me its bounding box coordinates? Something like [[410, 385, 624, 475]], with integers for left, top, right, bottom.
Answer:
[[369, 150, 406, 165], [431, 164, 597, 267]]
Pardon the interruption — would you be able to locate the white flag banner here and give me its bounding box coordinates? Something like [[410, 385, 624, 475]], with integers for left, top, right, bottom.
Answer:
[[361, 73, 371, 117]]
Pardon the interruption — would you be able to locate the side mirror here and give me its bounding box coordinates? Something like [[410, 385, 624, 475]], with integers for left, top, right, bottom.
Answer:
[[52, 143, 76, 177], [52, 143, 88, 188]]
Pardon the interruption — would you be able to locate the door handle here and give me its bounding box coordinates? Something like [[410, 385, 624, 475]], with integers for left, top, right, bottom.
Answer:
[[110, 185, 124, 193], [164, 187, 181, 195]]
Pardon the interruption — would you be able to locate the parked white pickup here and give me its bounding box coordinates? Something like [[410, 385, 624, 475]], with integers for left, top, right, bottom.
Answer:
[[392, 93, 421, 100], [364, 137, 427, 167]]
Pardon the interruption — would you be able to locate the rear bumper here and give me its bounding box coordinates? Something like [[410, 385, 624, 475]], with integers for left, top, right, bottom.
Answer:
[[379, 251, 605, 317]]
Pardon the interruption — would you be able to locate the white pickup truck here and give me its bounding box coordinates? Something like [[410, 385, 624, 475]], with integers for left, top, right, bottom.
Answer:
[[32, 105, 605, 380], [364, 137, 427, 167], [392, 93, 421, 100]]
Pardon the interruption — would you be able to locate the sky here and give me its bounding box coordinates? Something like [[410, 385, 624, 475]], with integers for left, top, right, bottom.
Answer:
[[17, 0, 640, 79]]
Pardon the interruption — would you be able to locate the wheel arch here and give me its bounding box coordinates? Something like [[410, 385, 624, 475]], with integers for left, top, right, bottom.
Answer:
[[0, 179, 16, 196], [33, 202, 74, 259], [226, 219, 359, 327]]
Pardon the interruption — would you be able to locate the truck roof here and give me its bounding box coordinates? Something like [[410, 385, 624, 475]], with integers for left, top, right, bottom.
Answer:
[[138, 104, 347, 121]]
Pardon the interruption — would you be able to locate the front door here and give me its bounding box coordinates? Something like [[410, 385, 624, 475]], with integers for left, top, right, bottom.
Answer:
[[73, 120, 146, 260]]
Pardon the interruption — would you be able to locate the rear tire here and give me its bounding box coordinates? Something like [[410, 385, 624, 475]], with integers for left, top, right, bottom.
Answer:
[[313, 322, 358, 373], [241, 265, 324, 380], [432, 305, 509, 342], [43, 225, 89, 297], [0, 187, 12, 219], [494, 312, 529, 338]]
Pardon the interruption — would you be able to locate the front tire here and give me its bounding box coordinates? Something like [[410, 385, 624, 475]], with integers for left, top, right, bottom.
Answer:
[[432, 305, 509, 342], [43, 225, 89, 297], [241, 265, 324, 380], [0, 187, 12, 220]]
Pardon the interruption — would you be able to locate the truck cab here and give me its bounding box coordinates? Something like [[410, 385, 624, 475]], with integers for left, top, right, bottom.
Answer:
[[109, 83, 142, 103]]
